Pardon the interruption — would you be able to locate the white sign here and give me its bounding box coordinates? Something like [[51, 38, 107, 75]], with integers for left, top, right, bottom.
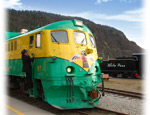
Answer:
[[107, 63, 125, 67]]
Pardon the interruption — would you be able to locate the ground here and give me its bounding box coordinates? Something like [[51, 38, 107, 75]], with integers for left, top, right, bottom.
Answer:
[[98, 78, 143, 93], [97, 78, 144, 115]]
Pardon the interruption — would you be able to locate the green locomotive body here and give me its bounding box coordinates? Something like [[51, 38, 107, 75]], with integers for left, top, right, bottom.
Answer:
[[6, 19, 103, 109]]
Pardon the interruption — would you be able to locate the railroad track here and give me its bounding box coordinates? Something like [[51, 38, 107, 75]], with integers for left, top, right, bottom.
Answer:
[[109, 77, 143, 80], [77, 107, 130, 115], [9, 89, 129, 115], [9, 89, 132, 115], [98, 87, 143, 99]]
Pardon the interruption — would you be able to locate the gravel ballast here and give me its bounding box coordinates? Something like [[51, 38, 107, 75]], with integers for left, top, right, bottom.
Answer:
[[98, 93, 144, 115]]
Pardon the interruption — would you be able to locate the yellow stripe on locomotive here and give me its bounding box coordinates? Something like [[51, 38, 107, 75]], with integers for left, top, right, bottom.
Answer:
[[6, 28, 98, 72]]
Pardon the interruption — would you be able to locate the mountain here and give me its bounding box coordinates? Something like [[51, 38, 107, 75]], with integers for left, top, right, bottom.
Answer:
[[7, 9, 142, 60]]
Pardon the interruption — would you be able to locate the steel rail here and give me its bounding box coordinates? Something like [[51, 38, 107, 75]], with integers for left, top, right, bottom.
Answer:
[[77, 107, 130, 115], [97, 107, 130, 115], [98, 87, 143, 99]]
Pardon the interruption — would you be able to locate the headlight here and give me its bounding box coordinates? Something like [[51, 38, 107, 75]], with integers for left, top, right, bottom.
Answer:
[[66, 66, 75, 74], [73, 19, 83, 27], [67, 67, 72, 73]]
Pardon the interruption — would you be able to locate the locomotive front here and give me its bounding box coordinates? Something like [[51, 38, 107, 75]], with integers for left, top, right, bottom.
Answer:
[[40, 19, 103, 109]]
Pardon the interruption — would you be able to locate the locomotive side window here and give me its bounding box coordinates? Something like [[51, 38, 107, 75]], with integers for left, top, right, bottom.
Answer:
[[14, 41, 17, 50], [74, 31, 86, 45], [11, 42, 13, 51], [51, 31, 68, 43], [36, 33, 41, 48], [89, 35, 95, 47], [29, 36, 34, 49]]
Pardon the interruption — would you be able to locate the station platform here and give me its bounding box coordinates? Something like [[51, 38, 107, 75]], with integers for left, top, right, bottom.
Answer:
[[6, 96, 55, 115]]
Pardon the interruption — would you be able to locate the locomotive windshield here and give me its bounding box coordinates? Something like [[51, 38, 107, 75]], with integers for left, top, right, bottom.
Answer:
[[74, 31, 86, 45], [89, 35, 95, 47], [51, 31, 68, 43]]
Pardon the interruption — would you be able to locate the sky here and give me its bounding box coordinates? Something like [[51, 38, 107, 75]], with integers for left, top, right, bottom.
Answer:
[[4, 0, 144, 48]]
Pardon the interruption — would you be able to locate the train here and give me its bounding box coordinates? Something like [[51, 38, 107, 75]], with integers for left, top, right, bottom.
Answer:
[[100, 53, 143, 78], [6, 19, 104, 109]]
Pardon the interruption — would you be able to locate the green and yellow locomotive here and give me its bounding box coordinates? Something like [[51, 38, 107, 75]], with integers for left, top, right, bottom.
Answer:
[[6, 19, 103, 109]]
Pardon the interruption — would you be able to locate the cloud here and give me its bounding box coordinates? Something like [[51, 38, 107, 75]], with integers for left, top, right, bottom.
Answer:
[[4, 0, 22, 8], [105, 8, 143, 22], [95, 0, 112, 4], [63, 8, 143, 22], [95, 0, 137, 4]]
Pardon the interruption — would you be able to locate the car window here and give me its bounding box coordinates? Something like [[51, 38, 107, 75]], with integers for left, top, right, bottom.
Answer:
[[51, 31, 68, 43], [74, 31, 86, 45], [89, 35, 95, 47]]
